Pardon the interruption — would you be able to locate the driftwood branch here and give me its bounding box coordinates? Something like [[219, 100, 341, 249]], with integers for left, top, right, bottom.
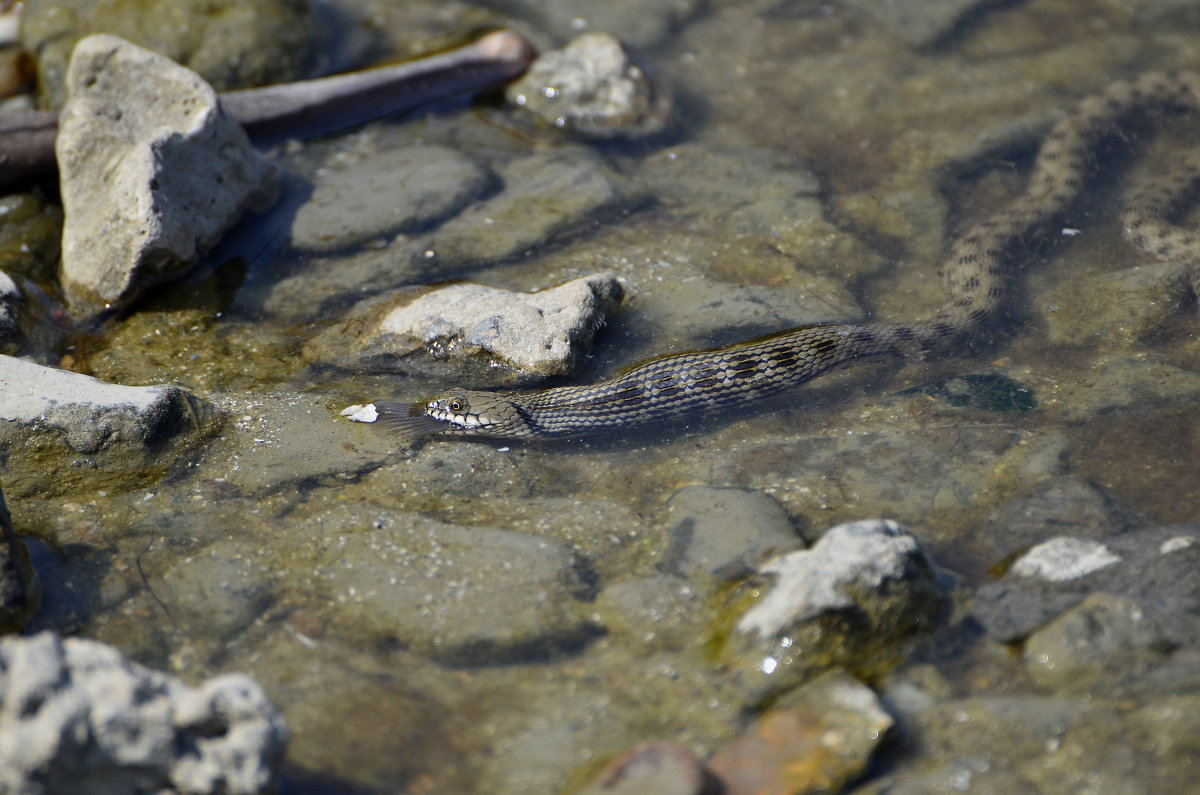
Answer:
[[0, 30, 536, 190]]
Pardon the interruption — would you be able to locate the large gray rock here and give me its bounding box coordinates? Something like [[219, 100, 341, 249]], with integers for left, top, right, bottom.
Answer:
[[0, 354, 217, 494], [0, 482, 40, 632], [0, 631, 288, 794], [57, 34, 278, 319], [305, 273, 625, 384]]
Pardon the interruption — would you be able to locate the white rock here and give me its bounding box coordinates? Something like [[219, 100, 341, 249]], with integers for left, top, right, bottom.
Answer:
[[736, 518, 930, 638], [0, 269, 18, 342], [56, 34, 278, 319], [1011, 536, 1122, 582], [304, 273, 625, 378], [0, 631, 287, 795]]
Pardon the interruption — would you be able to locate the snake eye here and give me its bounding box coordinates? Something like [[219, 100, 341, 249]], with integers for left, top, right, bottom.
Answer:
[[448, 399, 464, 412]]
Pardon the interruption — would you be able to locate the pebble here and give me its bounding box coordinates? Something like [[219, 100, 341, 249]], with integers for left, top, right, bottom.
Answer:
[[577, 742, 715, 795], [1009, 536, 1123, 582], [56, 35, 278, 319], [709, 670, 894, 795], [288, 144, 492, 253], [507, 33, 669, 138], [725, 519, 946, 699], [0, 631, 287, 795], [0, 482, 40, 632], [304, 273, 625, 383], [657, 485, 805, 582]]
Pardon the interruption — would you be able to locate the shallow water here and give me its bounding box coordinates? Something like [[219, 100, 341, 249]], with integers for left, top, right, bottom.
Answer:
[[12, 0, 1200, 792]]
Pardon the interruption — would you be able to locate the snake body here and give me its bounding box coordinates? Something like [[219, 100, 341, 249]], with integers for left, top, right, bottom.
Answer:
[[373, 72, 1200, 439]]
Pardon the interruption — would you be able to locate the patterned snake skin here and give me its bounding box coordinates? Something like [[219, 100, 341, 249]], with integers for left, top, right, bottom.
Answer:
[[374, 72, 1200, 439]]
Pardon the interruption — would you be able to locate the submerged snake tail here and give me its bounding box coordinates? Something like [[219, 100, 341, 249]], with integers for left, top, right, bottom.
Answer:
[[366, 72, 1200, 440]]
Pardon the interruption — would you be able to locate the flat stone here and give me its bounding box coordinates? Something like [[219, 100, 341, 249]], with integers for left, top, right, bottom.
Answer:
[[725, 519, 946, 699], [0, 482, 40, 632], [304, 273, 625, 384], [0, 631, 287, 795], [709, 670, 894, 795], [288, 144, 492, 253], [286, 510, 601, 665], [507, 33, 669, 138], [57, 34, 278, 319], [657, 485, 805, 582]]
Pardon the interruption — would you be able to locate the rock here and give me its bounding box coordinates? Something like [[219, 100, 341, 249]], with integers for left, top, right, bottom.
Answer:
[[578, 742, 717, 795], [21, 0, 315, 109], [708, 670, 894, 795], [288, 144, 493, 253], [657, 485, 805, 582], [0, 631, 287, 794], [725, 519, 946, 699], [153, 542, 274, 639], [56, 34, 279, 319], [591, 576, 708, 651], [1041, 260, 1194, 348], [0, 269, 18, 346], [1024, 592, 1192, 690], [957, 476, 1143, 577], [843, 0, 1001, 47], [287, 509, 601, 665], [507, 33, 670, 138], [973, 525, 1200, 645], [1051, 354, 1200, 423], [0, 354, 217, 495], [304, 273, 625, 384], [0, 482, 40, 631]]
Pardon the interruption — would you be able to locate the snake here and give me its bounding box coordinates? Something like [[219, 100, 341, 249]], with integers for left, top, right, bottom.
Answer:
[[363, 72, 1200, 440]]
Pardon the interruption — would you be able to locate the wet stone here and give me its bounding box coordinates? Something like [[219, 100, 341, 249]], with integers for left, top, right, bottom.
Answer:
[[577, 741, 716, 795], [0, 482, 40, 632], [1050, 354, 1200, 423], [973, 525, 1200, 645], [21, 0, 315, 109], [153, 543, 274, 640], [1024, 591, 1195, 691], [57, 35, 279, 319], [0, 269, 17, 346], [507, 33, 669, 138], [285, 509, 601, 665], [844, 0, 998, 47], [288, 144, 493, 253], [591, 575, 707, 651], [657, 485, 805, 583], [1041, 260, 1194, 348], [0, 631, 288, 795], [0, 354, 217, 494], [725, 519, 947, 699], [709, 670, 894, 795], [303, 273, 625, 383]]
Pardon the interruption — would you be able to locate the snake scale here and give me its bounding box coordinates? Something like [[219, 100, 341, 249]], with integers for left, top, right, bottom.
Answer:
[[371, 72, 1200, 440]]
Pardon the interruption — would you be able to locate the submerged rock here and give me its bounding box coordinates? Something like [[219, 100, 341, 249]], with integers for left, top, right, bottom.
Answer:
[[577, 741, 716, 795], [657, 485, 805, 583], [725, 519, 947, 699], [288, 144, 492, 253], [0, 482, 40, 632], [506, 32, 670, 138], [708, 670, 894, 794], [0, 354, 217, 494], [0, 631, 287, 794], [57, 34, 278, 319], [304, 273, 625, 383], [21, 0, 315, 109]]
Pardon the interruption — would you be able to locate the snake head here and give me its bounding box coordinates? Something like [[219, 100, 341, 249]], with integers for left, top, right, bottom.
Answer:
[[421, 391, 524, 435]]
